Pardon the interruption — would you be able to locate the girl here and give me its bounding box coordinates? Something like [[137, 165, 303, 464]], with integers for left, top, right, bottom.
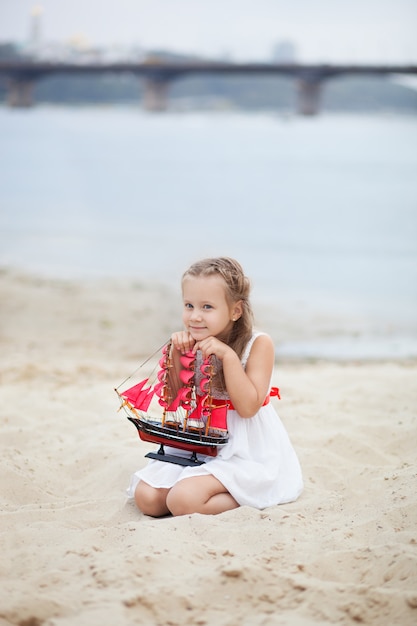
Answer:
[[127, 257, 303, 516]]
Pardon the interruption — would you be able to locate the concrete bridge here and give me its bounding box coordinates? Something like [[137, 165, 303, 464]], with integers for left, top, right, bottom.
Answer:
[[0, 59, 416, 115]]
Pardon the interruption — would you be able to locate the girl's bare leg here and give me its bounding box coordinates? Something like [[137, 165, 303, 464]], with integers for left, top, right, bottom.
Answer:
[[134, 481, 171, 517], [166, 475, 239, 516]]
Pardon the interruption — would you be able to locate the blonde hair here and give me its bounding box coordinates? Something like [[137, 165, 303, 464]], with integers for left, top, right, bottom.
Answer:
[[182, 257, 253, 360]]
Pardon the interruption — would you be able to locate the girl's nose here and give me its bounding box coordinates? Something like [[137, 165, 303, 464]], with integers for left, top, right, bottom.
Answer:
[[190, 308, 202, 321]]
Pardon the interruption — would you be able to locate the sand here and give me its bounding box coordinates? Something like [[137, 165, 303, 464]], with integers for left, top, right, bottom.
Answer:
[[0, 268, 416, 626]]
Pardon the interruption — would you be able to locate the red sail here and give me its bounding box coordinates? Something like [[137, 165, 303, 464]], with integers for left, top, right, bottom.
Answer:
[[121, 379, 147, 403], [159, 355, 169, 369], [180, 369, 194, 385], [135, 386, 154, 411], [157, 368, 167, 382], [180, 353, 195, 368], [121, 379, 154, 411], [200, 362, 212, 375], [154, 381, 170, 408], [209, 405, 228, 431], [153, 380, 165, 397], [166, 394, 181, 411], [200, 377, 210, 394], [177, 386, 193, 407]]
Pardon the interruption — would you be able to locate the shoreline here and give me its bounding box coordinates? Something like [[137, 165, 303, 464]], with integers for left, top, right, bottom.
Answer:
[[1, 265, 416, 363]]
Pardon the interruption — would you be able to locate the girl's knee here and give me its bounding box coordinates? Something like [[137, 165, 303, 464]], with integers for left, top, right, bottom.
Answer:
[[166, 480, 198, 516], [166, 482, 186, 516], [134, 481, 170, 517], [166, 477, 239, 516]]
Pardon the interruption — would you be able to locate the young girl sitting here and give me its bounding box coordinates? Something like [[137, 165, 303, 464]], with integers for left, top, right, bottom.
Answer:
[[127, 257, 303, 517]]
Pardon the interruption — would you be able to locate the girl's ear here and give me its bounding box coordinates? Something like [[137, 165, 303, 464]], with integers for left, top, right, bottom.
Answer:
[[231, 300, 243, 321]]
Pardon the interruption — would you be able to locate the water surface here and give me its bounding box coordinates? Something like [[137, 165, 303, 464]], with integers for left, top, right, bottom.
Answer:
[[1, 106, 416, 358]]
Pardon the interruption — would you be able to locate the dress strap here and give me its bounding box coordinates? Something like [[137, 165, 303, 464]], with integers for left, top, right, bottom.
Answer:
[[241, 331, 266, 368]]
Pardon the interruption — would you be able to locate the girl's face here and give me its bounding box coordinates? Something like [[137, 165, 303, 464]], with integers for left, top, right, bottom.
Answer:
[[182, 275, 242, 342]]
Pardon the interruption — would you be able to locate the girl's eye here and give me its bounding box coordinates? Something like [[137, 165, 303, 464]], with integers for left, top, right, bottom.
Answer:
[[184, 303, 193, 309], [203, 304, 213, 310]]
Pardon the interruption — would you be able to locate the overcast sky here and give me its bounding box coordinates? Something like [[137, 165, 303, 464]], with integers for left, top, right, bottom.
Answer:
[[1, 0, 417, 63]]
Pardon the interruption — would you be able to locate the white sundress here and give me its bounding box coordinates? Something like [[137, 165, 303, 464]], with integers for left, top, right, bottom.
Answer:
[[126, 332, 303, 509]]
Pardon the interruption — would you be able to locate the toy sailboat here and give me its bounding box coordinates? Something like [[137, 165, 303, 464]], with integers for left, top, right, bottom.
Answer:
[[115, 341, 229, 466]]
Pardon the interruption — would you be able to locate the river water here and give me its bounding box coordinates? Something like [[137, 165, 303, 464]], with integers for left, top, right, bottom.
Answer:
[[0, 106, 416, 358]]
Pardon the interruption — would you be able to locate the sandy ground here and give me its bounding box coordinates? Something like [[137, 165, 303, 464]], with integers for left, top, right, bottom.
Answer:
[[0, 268, 416, 626]]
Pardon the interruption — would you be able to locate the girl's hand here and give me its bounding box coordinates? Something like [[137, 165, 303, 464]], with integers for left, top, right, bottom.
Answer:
[[194, 336, 234, 361], [171, 331, 196, 354]]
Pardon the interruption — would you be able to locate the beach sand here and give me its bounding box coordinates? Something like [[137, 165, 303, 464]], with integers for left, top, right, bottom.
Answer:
[[0, 268, 416, 626]]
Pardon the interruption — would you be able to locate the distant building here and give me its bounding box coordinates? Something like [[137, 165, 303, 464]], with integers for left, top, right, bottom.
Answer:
[[29, 5, 43, 50], [272, 40, 297, 63]]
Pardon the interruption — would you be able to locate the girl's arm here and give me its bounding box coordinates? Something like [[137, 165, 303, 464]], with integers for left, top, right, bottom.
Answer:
[[195, 334, 275, 418]]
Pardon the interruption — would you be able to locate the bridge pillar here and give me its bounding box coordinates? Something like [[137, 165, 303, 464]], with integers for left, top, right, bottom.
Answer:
[[7, 78, 34, 107], [296, 78, 322, 115], [142, 77, 171, 112]]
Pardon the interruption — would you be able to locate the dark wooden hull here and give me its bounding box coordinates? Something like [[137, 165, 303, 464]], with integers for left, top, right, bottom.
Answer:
[[127, 416, 228, 457]]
